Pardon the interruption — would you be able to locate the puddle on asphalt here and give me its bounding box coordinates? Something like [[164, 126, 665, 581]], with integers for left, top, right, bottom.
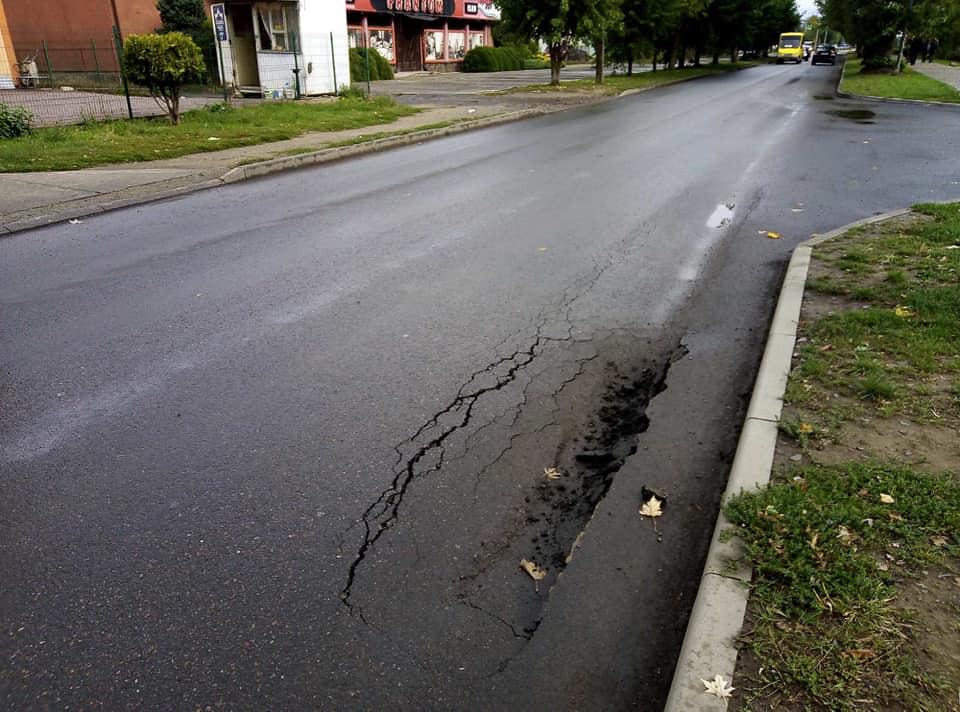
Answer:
[[826, 109, 876, 121], [706, 203, 735, 229]]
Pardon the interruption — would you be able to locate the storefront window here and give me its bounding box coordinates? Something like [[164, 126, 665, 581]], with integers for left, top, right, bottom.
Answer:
[[469, 32, 485, 50], [447, 31, 466, 60], [425, 30, 445, 61], [369, 28, 395, 62], [348, 27, 363, 49], [255, 2, 300, 52]]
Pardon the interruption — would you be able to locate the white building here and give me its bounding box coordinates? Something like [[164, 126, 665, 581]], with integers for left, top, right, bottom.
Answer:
[[212, 1, 349, 97]]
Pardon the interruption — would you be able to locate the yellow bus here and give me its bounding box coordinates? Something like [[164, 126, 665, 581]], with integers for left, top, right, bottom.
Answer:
[[777, 32, 804, 64]]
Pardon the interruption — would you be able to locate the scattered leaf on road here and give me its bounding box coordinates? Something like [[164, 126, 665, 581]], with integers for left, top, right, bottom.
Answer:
[[879, 493, 895, 504], [639, 495, 663, 518], [536, 247, 547, 252], [766, 231, 781, 239], [68, 219, 83, 224], [544, 467, 561, 480], [520, 559, 547, 586]]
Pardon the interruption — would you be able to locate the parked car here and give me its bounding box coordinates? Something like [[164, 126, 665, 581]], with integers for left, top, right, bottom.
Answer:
[[811, 45, 838, 65]]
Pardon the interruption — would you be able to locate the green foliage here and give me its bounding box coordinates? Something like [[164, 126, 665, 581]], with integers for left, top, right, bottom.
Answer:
[[156, 0, 206, 31], [0, 102, 33, 139], [462, 46, 526, 72], [121, 32, 206, 124], [726, 461, 960, 614], [156, 0, 215, 82], [348, 48, 395, 82]]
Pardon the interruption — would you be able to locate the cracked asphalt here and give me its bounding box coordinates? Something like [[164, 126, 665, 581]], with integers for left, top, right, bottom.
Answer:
[[3, 63, 960, 710]]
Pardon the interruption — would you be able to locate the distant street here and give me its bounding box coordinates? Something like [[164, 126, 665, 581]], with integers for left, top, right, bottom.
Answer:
[[3, 62, 959, 710]]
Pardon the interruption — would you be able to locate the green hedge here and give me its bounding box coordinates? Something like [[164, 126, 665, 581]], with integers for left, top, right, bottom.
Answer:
[[349, 47, 395, 82], [462, 46, 525, 72]]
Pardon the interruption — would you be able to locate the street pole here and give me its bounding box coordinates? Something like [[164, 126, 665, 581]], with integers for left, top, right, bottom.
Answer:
[[896, 0, 914, 72]]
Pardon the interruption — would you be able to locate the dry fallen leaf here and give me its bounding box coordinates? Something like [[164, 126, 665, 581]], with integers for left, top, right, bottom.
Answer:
[[520, 558, 547, 587], [879, 493, 895, 504], [799, 423, 814, 434], [845, 648, 874, 660], [544, 467, 561, 480], [931, 535, 949, 548], [766, 231, 782, 239], [836, 525, 859, 545], [701, 674, 735, 703], [68, 219, 83, 225], [894, 305, 915, 317], [639, 495, 663, 518]]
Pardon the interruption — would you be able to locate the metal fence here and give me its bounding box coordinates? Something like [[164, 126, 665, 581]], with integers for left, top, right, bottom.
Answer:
[[1, 26, 224, 127]]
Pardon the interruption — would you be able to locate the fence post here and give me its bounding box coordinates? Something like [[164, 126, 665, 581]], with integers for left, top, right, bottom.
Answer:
[[364, 33, 371, 96], [291, 30, 301, 99], [112, 25, 134, 119], [330, 31, 338, 96], [42, 40, 55, 87], [91, 38, 103, 86]]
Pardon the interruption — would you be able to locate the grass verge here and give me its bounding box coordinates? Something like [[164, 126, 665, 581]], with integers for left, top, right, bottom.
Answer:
[[840, 58, 960, 103], [0, 97, 419, 172], [727, 203, 960, 710], [494, 62, 752, 96]]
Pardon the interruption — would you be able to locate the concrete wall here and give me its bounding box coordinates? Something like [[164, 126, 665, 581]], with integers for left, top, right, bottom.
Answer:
[[0, 0, 17, 87], [3, 0, 160, 72]]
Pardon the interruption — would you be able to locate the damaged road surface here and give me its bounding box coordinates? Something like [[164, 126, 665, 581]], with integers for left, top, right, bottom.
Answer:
[[3, 64, 960, 710]]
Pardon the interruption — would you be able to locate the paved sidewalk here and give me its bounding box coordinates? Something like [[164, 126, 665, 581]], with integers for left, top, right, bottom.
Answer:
[[911, 60, 960, 90]]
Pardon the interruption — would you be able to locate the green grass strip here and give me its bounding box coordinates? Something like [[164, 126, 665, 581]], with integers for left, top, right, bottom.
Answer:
[[0, 97, 419, 172], [840, 58, 960, 103]]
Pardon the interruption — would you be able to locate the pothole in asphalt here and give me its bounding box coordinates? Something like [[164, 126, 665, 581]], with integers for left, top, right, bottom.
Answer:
[[826, 109, 876, 121]]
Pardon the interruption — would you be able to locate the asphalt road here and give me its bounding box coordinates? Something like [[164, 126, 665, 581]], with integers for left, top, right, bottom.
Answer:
[[3, 63, 959, 711]]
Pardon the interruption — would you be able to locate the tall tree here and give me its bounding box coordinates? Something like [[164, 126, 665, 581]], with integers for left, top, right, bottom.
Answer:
[[819, 0, 903, 68]]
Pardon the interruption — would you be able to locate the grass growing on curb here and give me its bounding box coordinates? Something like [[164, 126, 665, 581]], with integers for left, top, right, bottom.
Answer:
[[840, 58, 960, 103], [726, 203, 960, 710], [726, 462, 960, 708], [0, 97, 419, 172], [494, 63, 752, 96]]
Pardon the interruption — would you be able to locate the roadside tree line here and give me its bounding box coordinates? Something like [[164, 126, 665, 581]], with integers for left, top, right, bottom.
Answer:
[[497, 0, 801, 84]]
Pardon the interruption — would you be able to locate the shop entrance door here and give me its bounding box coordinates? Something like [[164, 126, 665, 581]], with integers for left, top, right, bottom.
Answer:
[[394, 16, 422, 72]]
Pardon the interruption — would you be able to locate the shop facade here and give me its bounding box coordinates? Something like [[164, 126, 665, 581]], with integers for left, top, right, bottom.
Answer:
[[345, 0, 499, 72], [213, 1, 348, 97]]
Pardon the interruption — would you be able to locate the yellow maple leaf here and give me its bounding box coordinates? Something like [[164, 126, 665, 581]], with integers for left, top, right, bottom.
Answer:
[[520, 558, 547, 581], [639, 495, 663, 518]]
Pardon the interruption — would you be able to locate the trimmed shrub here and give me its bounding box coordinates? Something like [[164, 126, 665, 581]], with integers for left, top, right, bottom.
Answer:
[[462, 46, 525, 72], [349, 48, 395, 82], [122, 32, 205, 124], [0, 102, 33, 139]]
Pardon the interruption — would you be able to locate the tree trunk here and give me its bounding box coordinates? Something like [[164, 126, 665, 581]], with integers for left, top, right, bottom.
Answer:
[[594, 36, 604, 84], [171, 94, 180, 125], [712, 49, 720, 65], [549, 43, 562, 85]]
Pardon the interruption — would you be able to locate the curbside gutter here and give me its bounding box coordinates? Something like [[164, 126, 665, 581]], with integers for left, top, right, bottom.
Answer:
[[663, 208, 910, 712]]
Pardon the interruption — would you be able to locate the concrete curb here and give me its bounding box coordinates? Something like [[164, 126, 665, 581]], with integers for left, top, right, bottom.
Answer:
[[218, 107, 548, 184], [664, 207, 911, 712]]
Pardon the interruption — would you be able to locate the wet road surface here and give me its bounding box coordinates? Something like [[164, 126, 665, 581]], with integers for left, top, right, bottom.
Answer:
[[3, 62, 960, 710]]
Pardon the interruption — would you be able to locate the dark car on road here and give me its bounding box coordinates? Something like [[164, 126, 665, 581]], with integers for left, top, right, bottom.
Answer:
[[811, 45, 838, 66]]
